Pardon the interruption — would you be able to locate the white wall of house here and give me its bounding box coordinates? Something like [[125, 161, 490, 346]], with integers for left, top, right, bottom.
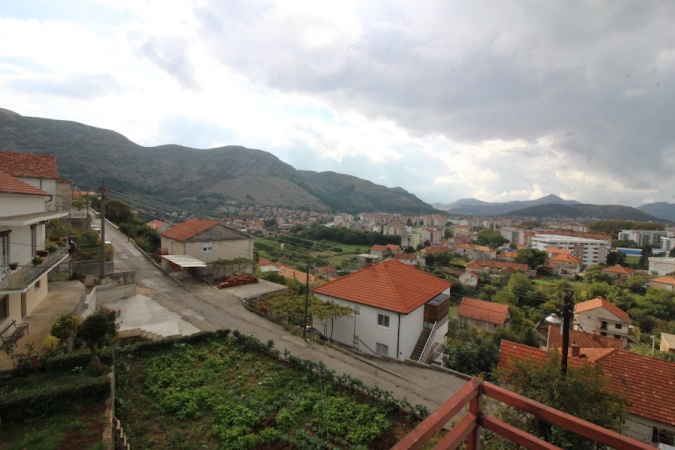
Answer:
[[185, 238, 252, 263], [622, 413, 675, 447], [650, 280, 675, 291], [574, 309, 629, 348], [314, 294, 426, 361], [648, 257, 675, 276], [2, 193, 47, 216], [17, 177, 57, 210]]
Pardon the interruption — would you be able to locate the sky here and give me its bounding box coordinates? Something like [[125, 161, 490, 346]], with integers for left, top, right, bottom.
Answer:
[[1, 1, 674, 208]]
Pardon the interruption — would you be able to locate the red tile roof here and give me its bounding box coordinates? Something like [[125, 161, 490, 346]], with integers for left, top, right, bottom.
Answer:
[[0, 151, 59, 179], [549, 252, 581, 264], [547, 325, 623, 350], [312, 259, 452, 314], [603, 265, 637, 275], [161, 218, 220, 241], [387, 244, 402, 252], [574, 297, 631, 324], [370, 244, 389, 252], [146, 220, 168, 230], [458, 297, 510, 325], [0, 171, 50, 196], [424, 246, 452, 253], [466, 259, 529, 272], [393, 253, 417, 261], [651, 275, 675, 286], [498, 340, 675, 426]]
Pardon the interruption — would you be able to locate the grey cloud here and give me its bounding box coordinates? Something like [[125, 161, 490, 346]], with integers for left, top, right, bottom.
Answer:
[[137, 36, 197, 89]]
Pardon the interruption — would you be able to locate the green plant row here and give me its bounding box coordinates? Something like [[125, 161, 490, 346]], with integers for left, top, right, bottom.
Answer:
[[0, 374, 110, 422]]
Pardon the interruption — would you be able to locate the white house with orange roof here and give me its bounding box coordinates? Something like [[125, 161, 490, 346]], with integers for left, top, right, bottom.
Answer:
[[146, 220, 170, 232], [312, 260, 452, 361], [573, 297, 631, 348], [499, 340, 675, 446], [1, 163, 70, 330], [649, 275, 675, 291], [457, 297, 510, 332], [545, 248, 581, 275], [160, 218, 253, 271], [602, 264, 639, 281]]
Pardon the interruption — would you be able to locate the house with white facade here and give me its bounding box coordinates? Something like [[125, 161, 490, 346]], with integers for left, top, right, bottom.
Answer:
[[160, 218, 253, 271], [648, 257, 675, 276], [532, 234, 608, 267], [457, 297, 510, 332], [573, 297, 631, 348], [649, 275, 675, 291], [312, 260, 452, 361], [1, 167, 70, 330]]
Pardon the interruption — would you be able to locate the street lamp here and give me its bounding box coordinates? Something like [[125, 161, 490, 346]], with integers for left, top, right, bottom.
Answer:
[[546, 292, 574, 375]]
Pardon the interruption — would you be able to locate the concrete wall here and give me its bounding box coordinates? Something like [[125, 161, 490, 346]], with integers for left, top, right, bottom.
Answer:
[[85, 274, 137, 313]]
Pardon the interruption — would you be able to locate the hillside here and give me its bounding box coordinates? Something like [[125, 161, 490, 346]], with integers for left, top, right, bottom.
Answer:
[[433, 194, 580, 215], [500, 203, 662, 221], [637, 202, 675, 222], [0, 108, 437, 215]]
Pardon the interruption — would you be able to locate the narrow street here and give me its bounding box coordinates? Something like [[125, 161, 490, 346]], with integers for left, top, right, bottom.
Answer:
[[105, 220, 468, 414]]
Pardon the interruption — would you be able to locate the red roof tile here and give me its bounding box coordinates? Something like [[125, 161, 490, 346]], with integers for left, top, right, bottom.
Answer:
[[161, 218, 220, 241], [603, 265, 637, 275], [458, 297, 510, 325], [312, 259, 452, 314], [466, 259, 529, 272], [0, 171, 50, 196], [574, 297, 631, 324], [0, 151, 59, 179], [370, 244, 388, 252], [547, 325, 623, 350], [499, 340, 675, 426], [146, 220, 168, 230], [651, 275, 675, 286]]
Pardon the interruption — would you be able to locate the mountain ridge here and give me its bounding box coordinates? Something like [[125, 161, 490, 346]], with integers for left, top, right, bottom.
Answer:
[[0, 108, 438, 215]]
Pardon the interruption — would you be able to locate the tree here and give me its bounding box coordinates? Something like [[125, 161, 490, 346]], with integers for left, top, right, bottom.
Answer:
[[638, 245, 653, 269], [670, 247, 675, 258], [606, 251, 626, 267], [78, 307, 120, 374], [514, 248, 548, 270], [51, 313, 78, 353], [475, 229, 507, 249], [496, 352, 627, 449]]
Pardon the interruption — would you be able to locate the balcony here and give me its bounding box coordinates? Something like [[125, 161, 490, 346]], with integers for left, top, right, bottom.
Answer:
[[0, 246, 70, 291], [393, 377, 653, 450]]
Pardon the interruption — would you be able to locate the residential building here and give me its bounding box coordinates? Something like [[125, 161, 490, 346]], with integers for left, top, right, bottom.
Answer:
[[602, 264, 639, 281], [618, 229, 666, 247], [146, 220, 170, 232], [464, 259, 529, 277], [312, 260, 452, 361], [1, 167, 70, 326], [454, 244, 496, 260], [649, 275, 675, 291], [0, 151, 69, 213], [498, 340, 675, 446], [457, 297, 510, 332], [160, 218, 253, 269], [458, 271, 479, 290], [546, 325, 623, 351], [648, 257, 675, 276], [661, 333, 675, 353], [400, 233, 421, 249], [369, 244, 392, 259], [392, 252, 419, 266], [661, 237, 675, 254], [545, 248, 581, 275], [532, 233, 608, 266], [573, 297, 631, 348]]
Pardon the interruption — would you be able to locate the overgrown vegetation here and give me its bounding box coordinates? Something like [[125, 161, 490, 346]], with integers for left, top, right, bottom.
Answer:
[[115, 331, 433, 449]]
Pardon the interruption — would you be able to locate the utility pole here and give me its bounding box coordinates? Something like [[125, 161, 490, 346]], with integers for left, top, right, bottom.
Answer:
[[99, 180, 106, 283], [560, 291, 574, 376], [303, 260, 310, 339]]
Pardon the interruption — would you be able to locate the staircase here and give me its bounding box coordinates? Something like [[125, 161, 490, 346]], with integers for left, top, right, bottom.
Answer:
[[409, 328, 432, 361]]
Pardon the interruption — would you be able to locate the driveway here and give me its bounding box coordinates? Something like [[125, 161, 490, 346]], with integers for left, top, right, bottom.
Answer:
[[105, 220, 468, 414]]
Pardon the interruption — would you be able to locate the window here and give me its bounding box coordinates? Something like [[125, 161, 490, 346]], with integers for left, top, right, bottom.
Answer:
[[615, 334, 621, 340], [614, 323, 622, 330], [0, 295, 7, 320], [600, 321, 608, 330], [376, 343, 389, 356], [30, 224, 37, 254], [377, 314, 390, 327], [0, 231, 10, 265], [203, 242, 213, 252]]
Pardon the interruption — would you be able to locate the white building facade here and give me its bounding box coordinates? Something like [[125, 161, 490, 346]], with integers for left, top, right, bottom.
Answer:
[[532, 234, 608, 267]]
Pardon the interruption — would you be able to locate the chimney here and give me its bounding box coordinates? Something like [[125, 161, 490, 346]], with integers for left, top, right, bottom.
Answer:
[[365, 257, 373, 267], [571, 344, 581, 358]]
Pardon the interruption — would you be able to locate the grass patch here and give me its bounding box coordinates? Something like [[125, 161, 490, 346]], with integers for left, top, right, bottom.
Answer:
[[0, 401, 107, 450]]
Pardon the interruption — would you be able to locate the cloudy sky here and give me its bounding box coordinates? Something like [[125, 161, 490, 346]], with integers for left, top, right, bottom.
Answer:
[[2, 1, 674, 207]]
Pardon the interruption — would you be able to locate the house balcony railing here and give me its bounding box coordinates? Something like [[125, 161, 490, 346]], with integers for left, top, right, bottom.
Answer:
[[0, 246, 70, 291], [393, 377, 653, 450]]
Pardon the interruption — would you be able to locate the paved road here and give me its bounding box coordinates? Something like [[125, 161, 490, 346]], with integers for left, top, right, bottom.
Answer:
[[105, 220, 468, 414]]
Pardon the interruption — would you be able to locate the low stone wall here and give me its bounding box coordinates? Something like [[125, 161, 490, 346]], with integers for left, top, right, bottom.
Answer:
[[85, 272, 137, 313]]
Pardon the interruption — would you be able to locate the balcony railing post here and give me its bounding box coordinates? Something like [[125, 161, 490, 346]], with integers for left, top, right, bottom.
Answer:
[[467, 384, 482, 450]]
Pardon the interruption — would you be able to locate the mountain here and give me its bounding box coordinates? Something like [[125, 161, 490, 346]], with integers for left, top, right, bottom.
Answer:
[[0, 108, 438, 215], [433, 194, 580, 215], [500, 203, 661, 221], [637, 202, 675, 222]]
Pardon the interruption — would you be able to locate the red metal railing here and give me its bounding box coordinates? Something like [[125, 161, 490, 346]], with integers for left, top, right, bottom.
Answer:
[[393, 377, 653, 450]]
